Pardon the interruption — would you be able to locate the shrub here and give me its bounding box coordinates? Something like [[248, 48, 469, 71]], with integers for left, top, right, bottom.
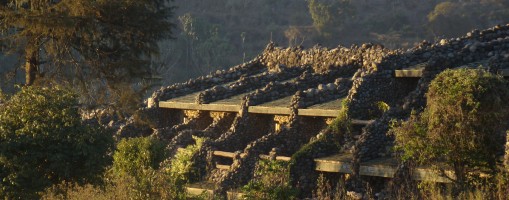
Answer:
[[0, 86, 113, 199], [166, 136, 208, 199], [329, 99, 351, 135], [242, 159, 299, 200], [113, 137, 166, 178], [393, 68, 509, 189], [111, 136, 169, 199]]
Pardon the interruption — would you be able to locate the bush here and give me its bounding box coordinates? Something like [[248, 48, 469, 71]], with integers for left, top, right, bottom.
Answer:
[[242, 159, 299, 200], [166, 136, 208, 199], [111, 136, 169, 199], [393, 69, 509, 189], [0, 86, 113, 199], [113, 137, 166, 178]]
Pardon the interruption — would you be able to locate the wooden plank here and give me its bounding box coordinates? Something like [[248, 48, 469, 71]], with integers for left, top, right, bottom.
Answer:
[[315, 160, 353, 173], [314, 153, 354, 173], [259, 154, 291, 161], [305, 98, 344, 110], [159, 102, 241, 112], [213, 151, 236, 158], [213, 92, 249, 105], [200, 104, 241, 112], [413, 168, 453, 183], [213, 151, 246, 158], [186, 187, 214, 197], [276, 156, 292, 161], [360, 165, 397, 178], [186, 182, 215, 197], [253, 95, 293, 108], [166, 91, 201, 103], [395, 69, 423, 77], [216, 164, 231, 170], [298, 98, 343, 117], [248, 106, 292, 115], [298, 108, 340, 117], [395, 64, 425, 78], [227, 191, 245, 200], [315, 153, 454, 183]]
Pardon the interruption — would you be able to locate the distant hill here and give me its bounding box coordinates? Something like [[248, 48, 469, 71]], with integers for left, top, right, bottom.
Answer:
[[157, 0, 509, 83]]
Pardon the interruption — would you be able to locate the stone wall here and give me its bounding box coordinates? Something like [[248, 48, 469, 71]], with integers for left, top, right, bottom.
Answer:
[[142, 24, 509, 198], [352, 24, 509, 164]]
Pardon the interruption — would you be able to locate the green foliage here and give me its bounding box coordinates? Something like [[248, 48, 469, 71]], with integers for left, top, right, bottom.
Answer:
[[427, 2, 471, 37], [41, 136, 202, 200], [242, 159, 299, 200], [41, 171, 178, 200], [0, 0, 174, 81], [393, 68, 509, 188], [367, 101, 390, 119], [113, 137, 166, 178], [0, 86, 114, 199], [0, 0, 175, 108], [168, 136, 206, 178], [166, 136, 208, 199], [308, 0, 355, 37], [289, 101, 349, 192], [111, 136, 173, 199], [330, 99, 351, 135], [167, 13, 235, 76]]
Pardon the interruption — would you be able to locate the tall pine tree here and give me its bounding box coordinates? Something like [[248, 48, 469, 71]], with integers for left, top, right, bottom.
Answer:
[[0, 0, 174, 86]]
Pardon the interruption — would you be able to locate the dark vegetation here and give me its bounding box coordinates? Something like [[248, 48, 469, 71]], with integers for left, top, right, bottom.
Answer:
[[0, 87, 113, 199], [390, 69, 509, 198], [158, 0, 509, 83], [2, 1, 509, 90]]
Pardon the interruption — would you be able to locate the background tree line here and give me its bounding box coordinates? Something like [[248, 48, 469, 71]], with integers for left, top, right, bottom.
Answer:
[[1, 0, 508, 109], [157, 0, 509, 84]]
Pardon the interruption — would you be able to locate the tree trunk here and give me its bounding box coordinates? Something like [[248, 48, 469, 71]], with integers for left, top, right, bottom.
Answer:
[[25, 48, 38, 86]]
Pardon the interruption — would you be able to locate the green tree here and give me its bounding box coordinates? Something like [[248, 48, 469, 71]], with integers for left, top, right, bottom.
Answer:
[[0, 0, 174, 86], [394, 69, 509, 189], [308, 0, 354, 37], [427, 2, 474, 37], [0, 86, 114, 199]]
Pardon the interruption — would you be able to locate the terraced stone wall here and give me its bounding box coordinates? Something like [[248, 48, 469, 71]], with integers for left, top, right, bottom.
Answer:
[[353, 24, 509, 164]]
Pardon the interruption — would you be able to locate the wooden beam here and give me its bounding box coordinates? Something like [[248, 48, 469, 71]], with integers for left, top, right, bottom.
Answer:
[[315, 153, 455, 183], [314, 153, 354, 173], [248, 106, 292, 115], [276, 156, 291, 161], [395, 63, 425, 78], [213, 151, 235, 158], [227, 191, 245, 200], [259, 154, 291, 161], [159, 102, 241, 112], [186, 182, 215, 197], [213, 150, 246, 158], [298, 108, 340, 117], [216, 164, 230, 170], [394, 69, 423, 77]]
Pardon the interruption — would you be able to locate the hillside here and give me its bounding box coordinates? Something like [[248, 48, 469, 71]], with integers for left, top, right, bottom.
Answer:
[[156, 0, 509, 84], [118, 23, 509, 198]]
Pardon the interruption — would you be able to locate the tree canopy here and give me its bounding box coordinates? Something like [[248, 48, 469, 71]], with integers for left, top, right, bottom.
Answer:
[[0, 0, 175, 87], [0, 86, 114, 199], [394, 68, 509, 188]]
